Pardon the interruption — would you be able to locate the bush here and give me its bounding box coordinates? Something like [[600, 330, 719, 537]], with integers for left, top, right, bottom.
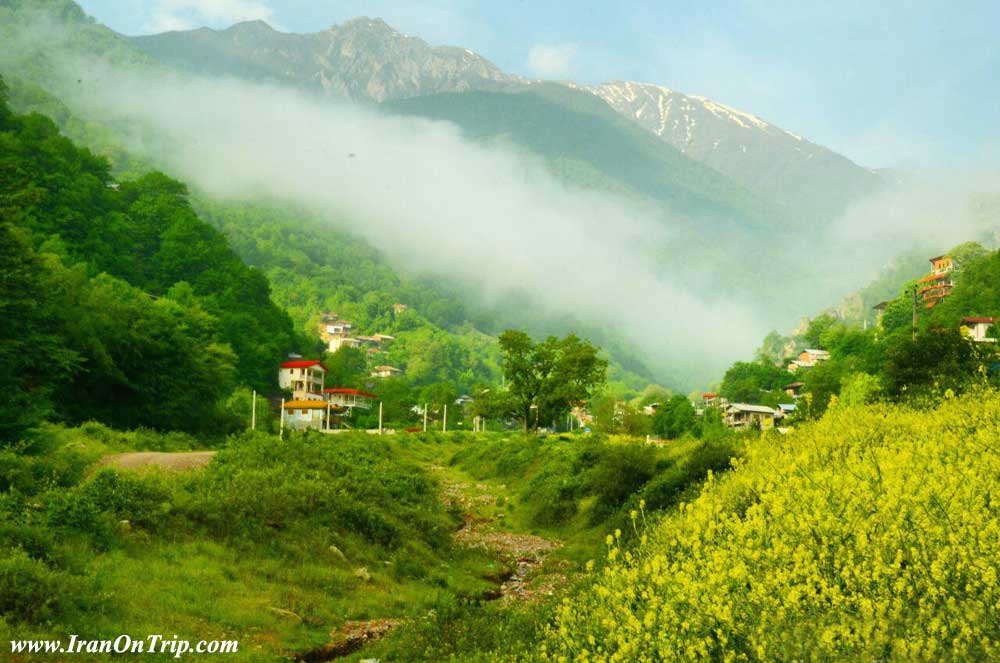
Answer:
[[0, 548, 90, 624], [80, 469, 172, 529], [583, 443, 656, 520]]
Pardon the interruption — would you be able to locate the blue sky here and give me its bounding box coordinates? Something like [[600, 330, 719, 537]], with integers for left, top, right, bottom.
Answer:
[[76, 0, 999, 169]]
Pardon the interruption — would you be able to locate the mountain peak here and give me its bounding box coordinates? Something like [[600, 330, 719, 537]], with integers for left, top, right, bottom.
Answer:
[[132, 15, 518, 103], [225, 19, 277, 34], [585, 80, 879, 216]]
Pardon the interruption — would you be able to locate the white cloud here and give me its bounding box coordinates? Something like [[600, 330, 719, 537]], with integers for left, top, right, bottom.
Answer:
[[53, 63, 767, 386], [142, 0, 277, 33], [526, 42, 578, 79]]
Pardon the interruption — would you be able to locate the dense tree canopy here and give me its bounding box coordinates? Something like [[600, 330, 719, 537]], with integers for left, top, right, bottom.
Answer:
[[499, 330, 607, 432], [0, 81, 298, 438], [0, 94, 298, 391]]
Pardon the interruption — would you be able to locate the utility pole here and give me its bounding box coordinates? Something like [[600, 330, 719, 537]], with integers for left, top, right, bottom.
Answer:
[[443, 403, 448, 433], [326, 402, 331, 432], [423, 403, 428, 432], [912, 285, 918, 340], [378, 401, 383, 435], [279, 398, 285, 440], [251, 389, 257, 431]]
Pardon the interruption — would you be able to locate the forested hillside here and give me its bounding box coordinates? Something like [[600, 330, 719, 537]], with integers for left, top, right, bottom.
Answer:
[[719, 240, 1000, 420], [0, 80, 300, 436]]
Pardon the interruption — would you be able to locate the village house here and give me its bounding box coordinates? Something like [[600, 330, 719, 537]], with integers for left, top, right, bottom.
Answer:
[[571, 403, 593, 428], [370, 365, 403, 378], [784, 381, 805, 398], [873, 301, 891, 327], [961, 317, 998, 343], [788, 349, 830, 372], [329, 336, 362, 352], [278, 360, 327, 401], [724, 403, 776, 430], [392, 303, 408, 315], [775, 403, 797, 421], [281, 400, 345, 431], [917, 254, 956, 308], [323, 387, 377, 411]]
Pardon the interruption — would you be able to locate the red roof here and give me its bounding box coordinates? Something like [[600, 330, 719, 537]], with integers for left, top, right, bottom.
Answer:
[[963, 317, 998, 324], [323, 387, 377, 399], [703, 392, 717, 398], [280, 360, 328, 371]]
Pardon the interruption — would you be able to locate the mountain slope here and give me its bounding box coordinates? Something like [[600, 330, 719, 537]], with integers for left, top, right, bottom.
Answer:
[[132, 17, 521, 103], [582, 80, 882, 217], [386, 83, 780, 227]]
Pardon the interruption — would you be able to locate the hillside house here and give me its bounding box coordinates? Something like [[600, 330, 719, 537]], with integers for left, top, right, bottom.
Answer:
[[703, 392, 719, 407], [455, 394, 475, 406], [371, 365, 402, 378], [329, 336, 362, 352], [279, 360, 327, 401], [961, 317, 998, 343], [775, 403, 797, 421], [799, 349, 830, 364], [918, 254, 956, 308], [724, 403, 776, 430], [392, 303, 408, 315], [323, 387, 377, 411], [873, 301, 891, 326], [784, 381, 805, 398], [326, 320, 353, 335], [788, 349, 830, 372], [282, 400, 346, 431]]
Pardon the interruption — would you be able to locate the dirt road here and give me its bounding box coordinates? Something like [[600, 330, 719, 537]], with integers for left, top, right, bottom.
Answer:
[[99, 451, 216, 472]]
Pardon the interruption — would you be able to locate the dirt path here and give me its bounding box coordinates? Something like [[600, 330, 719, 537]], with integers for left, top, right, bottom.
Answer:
[[432, 464, 565, 604], [296, 459, 565, 661], [99, 451, 216, 471]]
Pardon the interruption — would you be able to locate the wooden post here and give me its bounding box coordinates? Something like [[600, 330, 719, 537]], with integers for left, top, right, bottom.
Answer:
[[423, 403, 428, 432], [378, 401, 383, 435], [251, 389, 257, 431], [443, 404, 448, 433], [326, 403, 331, 431], [279, 398, 285, 440]]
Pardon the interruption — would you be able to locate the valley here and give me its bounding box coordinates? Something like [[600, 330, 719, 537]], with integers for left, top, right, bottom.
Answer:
[[2, 1, 1000, 661]]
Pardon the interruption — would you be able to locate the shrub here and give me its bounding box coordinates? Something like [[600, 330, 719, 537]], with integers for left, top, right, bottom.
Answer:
[[583, 443, 656, 520], [0, 548, 90, 624]]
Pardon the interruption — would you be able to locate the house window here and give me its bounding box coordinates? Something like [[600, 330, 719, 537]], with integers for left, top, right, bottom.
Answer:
[[300, 409, 307, 415]]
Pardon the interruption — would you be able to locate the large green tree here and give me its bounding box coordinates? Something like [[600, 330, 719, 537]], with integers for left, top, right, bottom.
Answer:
[[0, 218, 77, 441], [498, 330, 607, 432]]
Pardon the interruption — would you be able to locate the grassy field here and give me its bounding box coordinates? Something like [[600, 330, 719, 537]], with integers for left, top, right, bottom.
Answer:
[[1, 424, 736, 662]]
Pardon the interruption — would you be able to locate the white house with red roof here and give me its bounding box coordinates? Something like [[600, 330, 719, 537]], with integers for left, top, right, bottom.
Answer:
[[278, 360, 327, 401]]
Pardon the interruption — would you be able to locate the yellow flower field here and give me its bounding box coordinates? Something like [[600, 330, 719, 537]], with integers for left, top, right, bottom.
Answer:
[[536, 390, 1000, 662]]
